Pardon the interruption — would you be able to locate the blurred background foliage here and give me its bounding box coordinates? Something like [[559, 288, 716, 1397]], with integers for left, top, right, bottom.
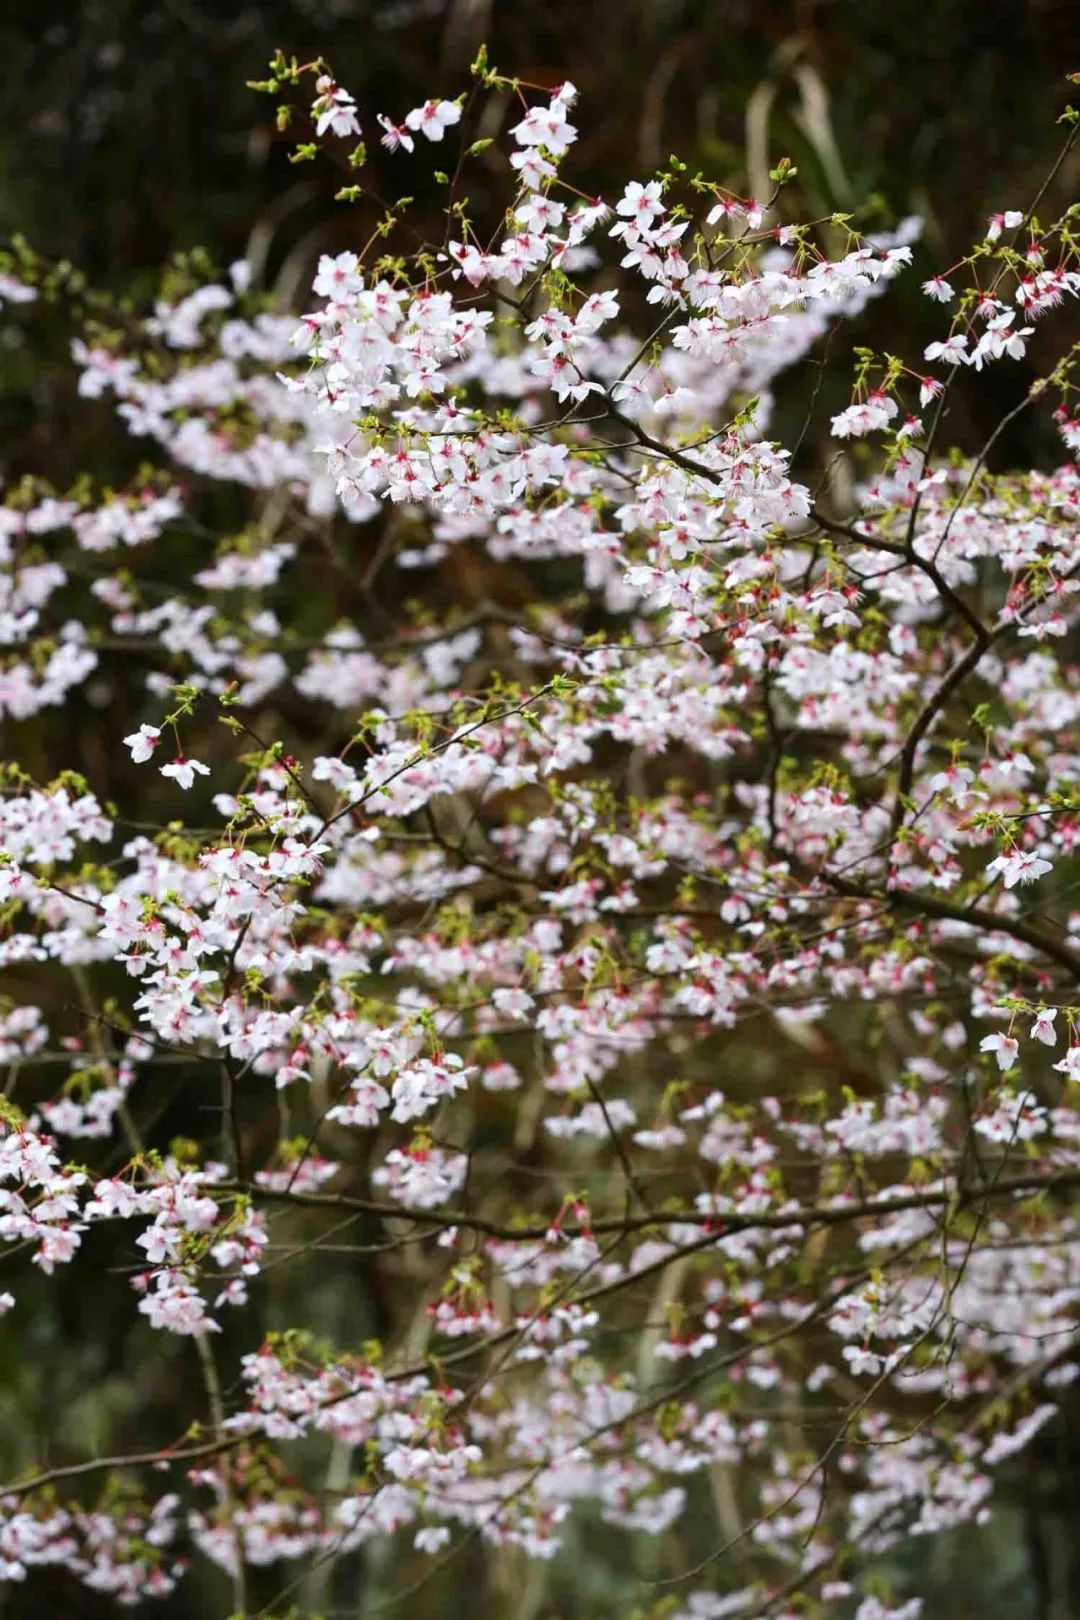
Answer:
[[1, 0, 1078, 481], [0, 2, 1078, 1617]]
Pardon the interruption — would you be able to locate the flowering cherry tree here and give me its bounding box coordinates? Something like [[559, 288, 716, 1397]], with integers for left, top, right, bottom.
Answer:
[[0, 45, 1077, 1620]]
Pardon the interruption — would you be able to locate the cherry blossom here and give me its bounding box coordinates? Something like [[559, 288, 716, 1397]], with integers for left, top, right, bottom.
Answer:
[[312, 75, 361, 139], [122, 724, 161, 763], [831, 391, 900, 438], [159, 757, 211, 790], [0, 45, 1076, 1619], [404, 98, 461, 141], [986, 848, 1054, 888], [979, 1033, 1020, 1072], [986, 209, 1025, 241]]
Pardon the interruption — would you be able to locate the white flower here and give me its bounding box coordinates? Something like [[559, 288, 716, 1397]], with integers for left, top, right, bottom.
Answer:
[[831, 392, 899, 439], [970, 312, 1035, 370], [616, 181, 665, 226], [986, 849, 1053, 889], [924, 333, 969, 365], [843, 1345, 884, 1376], [1030, 1008, 1057, 1046], [313, 78, 361, 140], [0, 274, 37, 306], [378, 115, 414, 153], [404, 99, 461, 142], [855, 1600, 923, 1620], [986, 209, 1024, 241], [979, 1032, 1019, 1072], [975, 1090, 1047, 1143], [1052, 1046, 1080, 1080], [313, 251, 362, 299], [123, 724, 161, 764], [414, 1526, 451, 1553], [160, 757, 211, 791]]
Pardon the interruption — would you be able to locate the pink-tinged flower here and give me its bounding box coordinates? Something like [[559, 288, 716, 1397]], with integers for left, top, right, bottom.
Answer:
[[312, 76, 361, 140], [445, 239, 503, 287], [985, 209, 1024, 241], [830, 392, 899, 439], [378, 115, 414, 153], [616, 181, 665, 226], [1055, 411, 1080, 451], [979, 1032, 1019, 1072], [404, 99, 461, 142], [414, 1526, 451, 1553], [123, 724, 161, 763], [1053, 1046, 1080, 1080], [921, 276, 954, 302], [510, 100, 577, 156], [1017, 612, 1067, 641], [0, 274, 36, 306], [313, 251, 362, 298], [1030, 1008, 1057, 1047], [706, 196, 744, 227], [986, 849, 1053, 889], [924, 333, 969, 365], [843, 1345, 884, 1376], [160, 757, 211, 791], [969, 311, 1035, 370]]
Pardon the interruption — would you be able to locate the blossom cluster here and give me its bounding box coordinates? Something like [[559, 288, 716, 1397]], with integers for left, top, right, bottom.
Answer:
[[0, 47, 1076, 1617]]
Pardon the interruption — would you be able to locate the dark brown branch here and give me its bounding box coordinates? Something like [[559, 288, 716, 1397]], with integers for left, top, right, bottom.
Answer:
[[241, 1166, 1080, 1244]]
